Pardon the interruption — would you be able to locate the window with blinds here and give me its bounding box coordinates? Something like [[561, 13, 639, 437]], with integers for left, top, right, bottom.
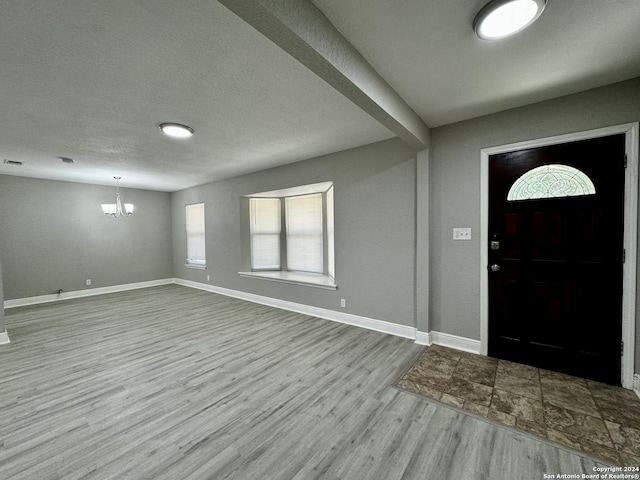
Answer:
[[286, 194, 323, 273], [185, 203, 206, 267], [250, 198, 281, 270], [245, 182, 335, 282]]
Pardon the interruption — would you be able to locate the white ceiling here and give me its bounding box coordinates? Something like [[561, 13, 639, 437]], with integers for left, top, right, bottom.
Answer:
[[0, 0, 638, 191], [314, 0, 640, 127]]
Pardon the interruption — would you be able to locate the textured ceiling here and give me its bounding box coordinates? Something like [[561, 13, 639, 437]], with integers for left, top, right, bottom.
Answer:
[[313, 0, 640, 127], [0, 0, 393, 191], [0, 0, 638, 191]]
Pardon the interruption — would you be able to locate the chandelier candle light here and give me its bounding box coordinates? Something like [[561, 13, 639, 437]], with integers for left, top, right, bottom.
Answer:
[[101, 176, 134, 217]]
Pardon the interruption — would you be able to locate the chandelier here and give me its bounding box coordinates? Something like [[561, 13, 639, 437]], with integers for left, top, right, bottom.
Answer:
[[101, 176, 134, 217]]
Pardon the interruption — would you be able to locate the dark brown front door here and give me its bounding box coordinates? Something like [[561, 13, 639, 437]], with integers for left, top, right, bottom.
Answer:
[[488, 134, 625, 385]]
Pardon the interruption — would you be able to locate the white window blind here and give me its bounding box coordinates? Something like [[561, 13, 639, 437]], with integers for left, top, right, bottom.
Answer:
[[326, 186, 335, 279], [285, 194, 323, 273], [250, 198, 281, 270], [186, 203, 206, 266]]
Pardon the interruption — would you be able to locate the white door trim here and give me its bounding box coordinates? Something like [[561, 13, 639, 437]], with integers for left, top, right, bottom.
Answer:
[[480, 123, 639, 388]]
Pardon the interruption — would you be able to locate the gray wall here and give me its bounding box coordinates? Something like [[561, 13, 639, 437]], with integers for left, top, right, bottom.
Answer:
[[172, 138, 417, 327], [0, 256, 4, 332], [428, 78, 640, 363], [1, 79, 637, 369], [0, 175, 173, 300]]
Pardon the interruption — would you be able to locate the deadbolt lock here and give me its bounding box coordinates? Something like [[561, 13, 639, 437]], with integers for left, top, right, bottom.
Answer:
[[491, 241, 500, 250]]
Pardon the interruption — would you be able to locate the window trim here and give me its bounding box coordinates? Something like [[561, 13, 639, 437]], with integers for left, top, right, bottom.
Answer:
[[238, 270, 337, 290], [240, 182, 336, 289], [185, 202, 207, 269]]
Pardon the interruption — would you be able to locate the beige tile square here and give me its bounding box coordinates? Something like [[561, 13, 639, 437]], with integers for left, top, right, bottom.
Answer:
[[539, 368, 588, 387], [490, 389, 544, 425], [417, 351, 459, 376], [497, 360, 539, 382], [544, 404, 614, 450], [494, 371, 541, 401], [577, 439, 621, 466], [487, 409, 516, 427], [546, 429, 582, 451], [516, 418, 547, 438], [606, 421, 640, 456], [453, 361, 497, 388], [444, 377, 493, 407], [588, 380, 640, 407], [462, 401, 489, 417], [459, 351, 499, 369], [541, 377, 600, 418], [595, 398, 640, 431], [403, 365, 451, 390]]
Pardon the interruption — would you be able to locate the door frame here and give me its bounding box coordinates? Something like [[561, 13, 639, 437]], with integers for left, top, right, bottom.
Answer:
[[480, 122, 639, 388]]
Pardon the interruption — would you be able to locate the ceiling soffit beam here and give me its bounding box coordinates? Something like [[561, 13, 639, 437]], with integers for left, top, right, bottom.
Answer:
[[218, 0, 430, 149]]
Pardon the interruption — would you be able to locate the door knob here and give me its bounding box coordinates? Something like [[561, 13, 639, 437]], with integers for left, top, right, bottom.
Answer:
[[491, 264, 501, 272]]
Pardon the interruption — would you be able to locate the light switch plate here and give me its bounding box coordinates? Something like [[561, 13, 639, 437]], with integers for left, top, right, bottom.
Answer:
[[453, 227, 471, 240]]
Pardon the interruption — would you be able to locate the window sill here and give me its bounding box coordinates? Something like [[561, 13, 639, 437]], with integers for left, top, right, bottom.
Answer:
[[185, 264, 207, 270], [238, 271, 337, 290]]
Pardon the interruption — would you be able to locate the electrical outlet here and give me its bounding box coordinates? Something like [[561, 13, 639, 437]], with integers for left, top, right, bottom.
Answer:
[[206, 275, 210, 281], [86, 279, 92, 286], [340, 299, 346, 308], [453, 227, 472, 240]]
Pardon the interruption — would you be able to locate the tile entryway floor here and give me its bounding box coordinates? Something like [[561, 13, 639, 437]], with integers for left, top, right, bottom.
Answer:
[[397, 345, 640, 466]]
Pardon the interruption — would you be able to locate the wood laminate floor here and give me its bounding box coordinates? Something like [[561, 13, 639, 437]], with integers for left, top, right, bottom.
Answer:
[[0, 285, 611, 479]]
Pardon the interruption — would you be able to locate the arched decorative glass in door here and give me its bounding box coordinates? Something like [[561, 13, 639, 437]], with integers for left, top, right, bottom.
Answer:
[[507, 164, 596, 201]]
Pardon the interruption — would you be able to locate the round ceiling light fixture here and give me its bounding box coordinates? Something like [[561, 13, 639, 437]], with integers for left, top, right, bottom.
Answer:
[[159, 123, 194, 139], [474, 0, 547, 40]]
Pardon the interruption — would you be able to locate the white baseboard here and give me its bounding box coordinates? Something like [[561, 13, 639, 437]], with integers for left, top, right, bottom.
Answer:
[[2, 277, 485, 359], [429, 331, 482, 354], [6, 277, 636, 387], [175, 279, 485, 356], [415, 331, 430, 345], [4, 278, 174, 309], [174, 278, 417, 340]]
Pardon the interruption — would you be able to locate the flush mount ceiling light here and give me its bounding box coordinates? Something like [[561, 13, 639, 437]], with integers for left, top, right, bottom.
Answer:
[[474, 0, 547, 40], [159, 123, 194, 139], [101, 176, 133, 218]]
